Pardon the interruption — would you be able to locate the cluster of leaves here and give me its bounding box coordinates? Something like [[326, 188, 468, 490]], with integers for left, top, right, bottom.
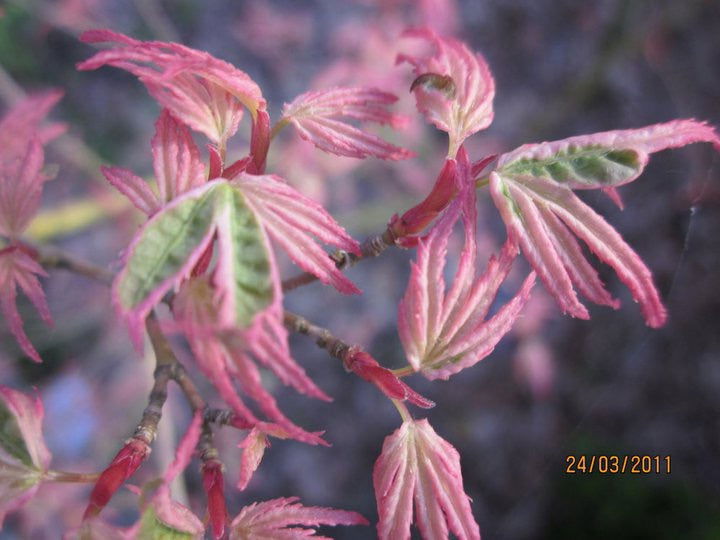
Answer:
[[0, 3, 718, 539]]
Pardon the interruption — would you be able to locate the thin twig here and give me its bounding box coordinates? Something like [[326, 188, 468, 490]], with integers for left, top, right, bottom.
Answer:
[[30, 242, 114, 285], [282, 227, 397, 292], [283, 310, 353, 363]]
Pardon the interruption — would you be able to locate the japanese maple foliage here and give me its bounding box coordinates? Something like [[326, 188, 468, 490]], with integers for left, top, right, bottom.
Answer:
[[374, 418, 480, 540], [281, 86, 413, 159], [0, 92, 64, 362], [398, 27, 495, 157], [1, 4, 718, 539], [0, 386, 52, 525], [77, 29, 264, 146], [398, 148, 535, 379], [489, 120, 720, 327]]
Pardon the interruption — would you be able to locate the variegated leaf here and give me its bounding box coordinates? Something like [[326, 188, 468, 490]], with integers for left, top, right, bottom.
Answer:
[[489, 119, 720, 327], [113, 181, 273, 342]]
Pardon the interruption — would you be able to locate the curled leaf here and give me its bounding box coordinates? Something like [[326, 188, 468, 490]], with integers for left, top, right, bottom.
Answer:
[[398, 27, 495, 156], [399, 148, 534, 379], [373, 419, 480, 540], [79, 29, 265, 144]]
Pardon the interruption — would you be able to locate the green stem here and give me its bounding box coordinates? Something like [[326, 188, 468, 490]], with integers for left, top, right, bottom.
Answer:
[[45, 470, 100, 483], [391, 399, 412, 423], [269, 118, 290, 141], [475, 176, 490, 189], [390, 366, 415, 378]]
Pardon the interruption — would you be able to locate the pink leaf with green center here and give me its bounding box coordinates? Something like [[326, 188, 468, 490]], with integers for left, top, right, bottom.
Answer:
[[373, 418, 480, 540], [232, 172, 361, 294], [490, 119, 720, 327], [229, 497, 368, 539], [497, 119, 720, 189], [398, 148, 534, 379], [78, 29, 265, 145], [398, 27, 495, 157], [281, 86, 414, 160], [0, 248, 53, 363], [113, 180, 273, 345]]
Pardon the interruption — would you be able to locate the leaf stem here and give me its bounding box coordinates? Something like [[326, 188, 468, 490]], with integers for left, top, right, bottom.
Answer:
[[28, 241, 114, 285], [269, 118, 290, 141], [45, 470, 101, 483], [390, 366, 415, 378], [391, 399, 412, 422]]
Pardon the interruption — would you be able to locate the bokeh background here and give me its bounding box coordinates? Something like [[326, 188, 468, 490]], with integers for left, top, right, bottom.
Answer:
[[0, 0, 719, 538]]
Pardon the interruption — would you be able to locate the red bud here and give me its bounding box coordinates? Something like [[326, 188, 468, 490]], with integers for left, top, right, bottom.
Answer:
[[208, 144, 224, 179], [344, 351, 434, 409], [247, 110, 270, 174], [390, 158, 457, 239], [202, 460, 228, 539], [83, 438, 150, 520]]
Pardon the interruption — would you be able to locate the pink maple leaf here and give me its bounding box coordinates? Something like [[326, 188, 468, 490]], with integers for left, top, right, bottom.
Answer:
[[489, 119, 720, 327], [78, 29, 265, 145], [102, 109, 205, 215], [281, 86, 414, 160], [0, 90, 65, 165], [237, 427, 269, 490], [373, 418, 480, 540], [0, 138, 56, 363], [231, 172, 361, 294], [0, 92, 62, 363], [0, 388, 51, 525], [173, 274, 329, 447], [0, 247, 53, 363], [399, 147, 534, 379], [398, 27, 495, 157], [0, 139, 50, 241], [229, 496, 368, 539]]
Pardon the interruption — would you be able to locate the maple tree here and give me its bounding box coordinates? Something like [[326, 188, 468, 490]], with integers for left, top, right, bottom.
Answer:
[[0, 2, 718, 539]]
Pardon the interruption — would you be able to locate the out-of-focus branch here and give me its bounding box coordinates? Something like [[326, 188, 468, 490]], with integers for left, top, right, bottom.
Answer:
[[282, 227, 397, 292], [29, 241, 114, 284]]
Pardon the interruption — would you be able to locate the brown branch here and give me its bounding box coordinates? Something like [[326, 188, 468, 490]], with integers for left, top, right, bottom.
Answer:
[[283, 310, 353, 363], [282, 227, 397, 292]]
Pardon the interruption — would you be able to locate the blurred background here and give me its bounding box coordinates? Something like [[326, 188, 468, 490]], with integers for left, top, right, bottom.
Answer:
[[0, 0, 719, 538]]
